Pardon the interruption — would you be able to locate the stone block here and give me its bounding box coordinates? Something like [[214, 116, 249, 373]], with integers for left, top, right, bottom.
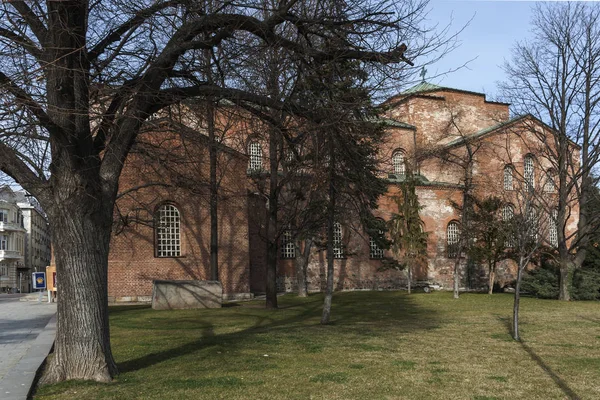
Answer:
[[151, 280, 222, 310]]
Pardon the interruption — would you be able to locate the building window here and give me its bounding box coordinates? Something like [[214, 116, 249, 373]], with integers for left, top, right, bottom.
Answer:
[[502, 204, 515, 248], [526, 206, 538, 240], [0, 235, 7, 250], [369, 232, 385, 259], [155, 204, 181, 257], [524, 155, 535, 191], [549, 209, 558, 247], [503, 165, 514, 191], [392, 150, 406, 176], [0, 209, 7, 223], [247, 140, 263, 172], [281, 229, 296, 259], [544, 169, 556, 193], [502, 204, 514, 221], [333, 222, 344, 259], [447, 221, 460, 258]]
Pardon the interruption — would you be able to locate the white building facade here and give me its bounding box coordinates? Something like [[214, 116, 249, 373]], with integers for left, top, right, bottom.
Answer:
[[0, 186, 51, 292], [0, 187, 26, 292]]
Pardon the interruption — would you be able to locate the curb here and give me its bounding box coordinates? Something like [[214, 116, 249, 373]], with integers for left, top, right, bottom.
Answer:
[[0, 313, 56, 400]]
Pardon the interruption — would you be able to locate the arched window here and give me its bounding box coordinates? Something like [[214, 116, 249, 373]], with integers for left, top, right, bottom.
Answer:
[[155, 204, 181, 257], [447, 221, 460, 258], [392, 149, 406, 176], [369, 227, 385, 259], [544, 169, 556, 193], [503, 165, 514, 191], [502, 204, 514, 221], [549, 209, 558, 247], [247, 140, 263, 172], [524, 155, 535, 191], [502, 204, 515, 248], [281, 229, 295, 259], [333, 222, 344, 259], [526, 205, 539, 240]]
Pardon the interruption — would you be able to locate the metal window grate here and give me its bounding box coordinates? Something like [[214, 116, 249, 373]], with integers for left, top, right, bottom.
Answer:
[[248, 141, 263, 172], [549, 209, 558, 247], [333, 222, 344, 259], [392, 150, 406, 176], [369, 232, 384, 259], [544, 170, 555, 193], [503, 166, 513, 190], [156, 204, 181, 257], [502, 204, 515, 247], [524, 156, 535, 191], [281, 229, 296, 259], [447, 221, 460, 258]]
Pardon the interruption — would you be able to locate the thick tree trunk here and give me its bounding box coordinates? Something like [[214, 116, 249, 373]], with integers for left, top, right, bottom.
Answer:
[[41, 201, 117, 383], [512, 260, 524, 341], [558, 259, 572, 301]]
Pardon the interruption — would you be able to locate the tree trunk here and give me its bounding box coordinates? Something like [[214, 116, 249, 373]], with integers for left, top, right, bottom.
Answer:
[[295, 239, 311, 297], [512, 260, 524, 341], [558, 259, 572, 301], [208, 99, 219, 281], [321, 135, 336, 325], [407, 264, 412, 294], [265, 126, 279, 309], [488, 262, 495, 295], [41, 201, 117, 383], [453, 258, 460, 299]]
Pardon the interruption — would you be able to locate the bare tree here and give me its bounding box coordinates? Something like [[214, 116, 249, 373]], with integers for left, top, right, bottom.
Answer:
[[0, 0, 418, 382], [506, 181, 551, 341], [501, 2, 600, 300]]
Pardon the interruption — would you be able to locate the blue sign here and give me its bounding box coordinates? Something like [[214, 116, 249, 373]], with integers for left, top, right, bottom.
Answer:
[[32, 272, 46, 290]]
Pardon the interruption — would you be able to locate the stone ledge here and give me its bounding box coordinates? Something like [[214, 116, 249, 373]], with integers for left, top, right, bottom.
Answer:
[[152, 280, 223, 310]]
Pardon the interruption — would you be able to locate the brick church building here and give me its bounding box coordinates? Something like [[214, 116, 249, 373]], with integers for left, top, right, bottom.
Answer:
[[107, 82, 578, 302]]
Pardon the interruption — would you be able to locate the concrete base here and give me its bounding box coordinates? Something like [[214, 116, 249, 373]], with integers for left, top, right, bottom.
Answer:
[[152, 280, 223, 310], [223, 292, 254, 301]]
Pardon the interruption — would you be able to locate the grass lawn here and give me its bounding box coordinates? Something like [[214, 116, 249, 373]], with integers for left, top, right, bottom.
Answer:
[[34, 292, 600, 399]]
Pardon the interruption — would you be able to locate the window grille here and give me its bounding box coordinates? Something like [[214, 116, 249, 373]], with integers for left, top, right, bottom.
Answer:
[[155, 204, 181, 257], [392, 150, 406, 176], [447, 221, 460, 258], [369, 232, 384, 259], [502, 204, 515, 247], [248, 141, 263, 172], [549, 209, 558, 247], [333, 222, 344, 259], [503, 165, 513, 191], [524, 156, 535, 191], [281, 229, 296, 259], [544, 170, 556, 193], [526, 206, 538, 240]]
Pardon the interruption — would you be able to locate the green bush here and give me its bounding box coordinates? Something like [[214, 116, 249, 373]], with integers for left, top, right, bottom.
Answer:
[[521, 263, 559, 299], [572, 268, 600, 300]]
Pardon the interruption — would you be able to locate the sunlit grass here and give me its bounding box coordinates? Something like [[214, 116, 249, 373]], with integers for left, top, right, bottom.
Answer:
[[34, 292, 600, 399]]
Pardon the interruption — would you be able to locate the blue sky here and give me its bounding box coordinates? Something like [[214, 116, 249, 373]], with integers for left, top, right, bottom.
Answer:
[[418, 0, 536, 100]]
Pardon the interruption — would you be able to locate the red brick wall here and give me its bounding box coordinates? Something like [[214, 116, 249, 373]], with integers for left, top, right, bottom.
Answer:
[[107, 126, 251, 299]]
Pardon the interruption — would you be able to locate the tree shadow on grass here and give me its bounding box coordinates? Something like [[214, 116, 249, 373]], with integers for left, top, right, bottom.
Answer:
[[498, 317, 581, 400], [116, 292, 440, 374]]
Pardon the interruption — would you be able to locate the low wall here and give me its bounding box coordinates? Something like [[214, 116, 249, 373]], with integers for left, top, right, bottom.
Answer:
[[151, 280, 222, 310]]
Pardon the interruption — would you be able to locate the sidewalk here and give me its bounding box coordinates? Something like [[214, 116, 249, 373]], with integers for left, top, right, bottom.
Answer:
[[0, 296, 57, 400]]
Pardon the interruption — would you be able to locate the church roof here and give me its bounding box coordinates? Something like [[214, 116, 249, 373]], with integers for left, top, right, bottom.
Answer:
[[401, 81, 445, 95]]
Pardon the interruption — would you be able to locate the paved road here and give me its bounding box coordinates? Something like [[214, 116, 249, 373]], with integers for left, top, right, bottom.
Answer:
[[0, 294, 56, 399]]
